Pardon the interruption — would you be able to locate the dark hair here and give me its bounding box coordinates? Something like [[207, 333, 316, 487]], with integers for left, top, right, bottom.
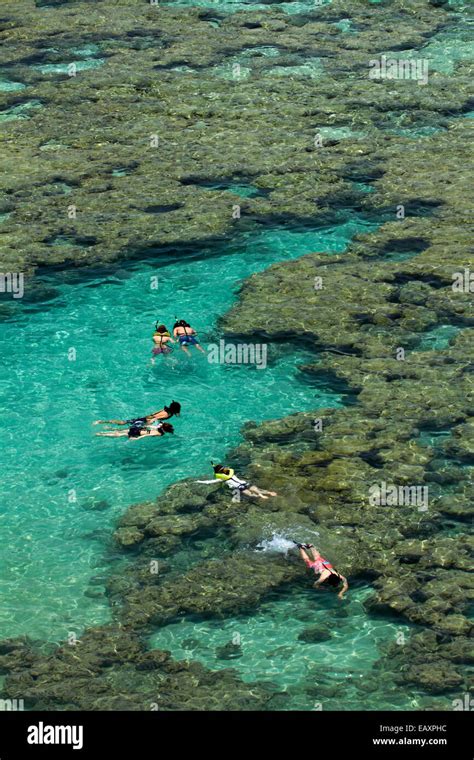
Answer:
[[128, 425, 143, 438], [155, 324, 168, 334], [213, 463, 226, 473], [164, 400, 181, 416], [325, 573, 342, 588], [173, 319, 190, 329], [161, 422, 174, 434]]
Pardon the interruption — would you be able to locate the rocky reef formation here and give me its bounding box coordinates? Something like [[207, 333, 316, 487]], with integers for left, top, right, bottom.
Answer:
[[0, 628, 277, 710], [0, 0, 472, 710], [1, 0, 472, 287]]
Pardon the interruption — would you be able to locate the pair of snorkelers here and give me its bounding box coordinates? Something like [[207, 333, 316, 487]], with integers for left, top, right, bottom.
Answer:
[[94, 401, 181, 440], [197, 466, 349, 598], [151, 319, 205, 363]]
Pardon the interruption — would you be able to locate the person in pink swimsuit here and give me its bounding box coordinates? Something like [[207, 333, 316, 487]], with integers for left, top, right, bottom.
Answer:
[[296, 543, 349, 600]]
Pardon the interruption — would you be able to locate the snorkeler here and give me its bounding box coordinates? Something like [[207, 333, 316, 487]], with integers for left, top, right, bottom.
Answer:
[[295, 543, 349, 600], [173, 319, 205, 355], [95, 421, 174, 440], [93, 401, 181, 428], [211, 464, 277, 499], [151, 323, 175, 364]]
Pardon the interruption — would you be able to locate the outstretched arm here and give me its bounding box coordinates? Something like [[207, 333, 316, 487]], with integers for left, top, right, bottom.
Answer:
[[95, 430, 127, 437], [313, 568, 331, 587]]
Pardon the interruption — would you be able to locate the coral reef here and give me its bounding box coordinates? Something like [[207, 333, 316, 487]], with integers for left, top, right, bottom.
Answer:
[[0, 627, 277, 710], [1, 0, 472, 286], [0, 0, 472, 710]]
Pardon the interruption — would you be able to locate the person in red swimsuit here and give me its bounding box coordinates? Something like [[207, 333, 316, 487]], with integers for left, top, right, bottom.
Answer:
[[296, 543, 349, 600]]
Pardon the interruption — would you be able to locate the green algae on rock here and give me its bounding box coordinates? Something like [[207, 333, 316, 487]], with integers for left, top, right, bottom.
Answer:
[[0, 0, 472, 713], [1, 0, 472, 280], [0, 626, 280, 710]]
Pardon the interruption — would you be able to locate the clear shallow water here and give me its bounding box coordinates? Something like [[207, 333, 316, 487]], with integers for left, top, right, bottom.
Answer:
[[0, 100, 42, 122], [380, 21, 474, 76], [161, 0, 331, 14], [149, 585, 419, 710], [0, 78, 26, 92], [414, 324, 462, 351], [31, 45, 105, 75], [2, 1, 471, 712], [0, 216, 377, 642]]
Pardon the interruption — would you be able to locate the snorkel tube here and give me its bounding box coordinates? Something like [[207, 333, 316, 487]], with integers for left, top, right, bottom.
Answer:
[[154, 322, 170, 337]]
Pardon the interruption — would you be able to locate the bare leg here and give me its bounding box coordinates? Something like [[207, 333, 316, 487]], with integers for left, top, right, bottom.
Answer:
[[195, 344, 206, 354], [93, 419, 127, 426], [180, 345, 191, 355], [299, 547, 312, 566], [95, 430, 128, 437], [241, 488, 267, 499], [248, 485, 275, 499]]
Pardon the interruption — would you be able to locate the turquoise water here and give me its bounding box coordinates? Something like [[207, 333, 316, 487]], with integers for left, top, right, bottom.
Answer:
[[391, 126, 444, 139], [31, 45, 105, 75], [161, 0, 331, 14], [414, 324, 462, 351], [0, 79, 26, 92], [0, 100, 42, 122], [381, 24, 473, 77], [149, 585, 417, 710], [3, 0, 471, 712], [0, 216, 377, 642]]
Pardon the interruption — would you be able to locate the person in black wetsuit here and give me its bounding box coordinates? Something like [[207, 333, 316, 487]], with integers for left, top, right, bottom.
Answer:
[[93, 401, 181, 430], [95, 421, 175, 440]]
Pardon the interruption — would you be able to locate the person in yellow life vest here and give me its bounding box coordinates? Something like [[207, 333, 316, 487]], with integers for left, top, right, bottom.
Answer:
[[213, 463, 277, 500], [151, 323, 175, 364]]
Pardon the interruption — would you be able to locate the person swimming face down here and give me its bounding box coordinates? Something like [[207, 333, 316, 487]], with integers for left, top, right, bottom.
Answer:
[[173, 319, 190, 330], [164, 400, 181, 417], [212, 463, 277, 499], [127, 422, 174, 438]]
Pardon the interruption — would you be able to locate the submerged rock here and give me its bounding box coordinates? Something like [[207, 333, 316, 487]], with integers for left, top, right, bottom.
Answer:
[[0, 0, 472, 712], [215, 642, 244, 660], [298, 626, 333, 644], [0, 626, 278, 710]]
